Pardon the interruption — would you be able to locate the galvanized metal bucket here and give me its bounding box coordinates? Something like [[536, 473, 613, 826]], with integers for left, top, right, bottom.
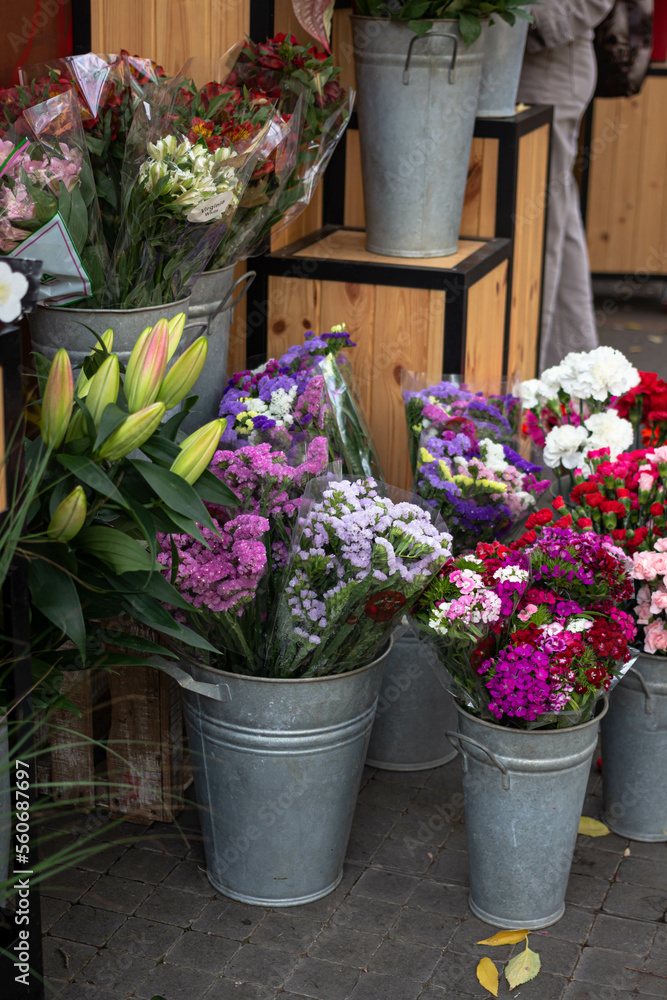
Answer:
[[477, 16, 530, 118], [602, 652, 667, 841], [447, 698, 607, 929], [352, 16, 487, 257], [181, 265, 256, 432], [28, 297, 197, 369], [152, 643, 390, 906], [366, 631, 457, 770], [0, 721, 9, 908]]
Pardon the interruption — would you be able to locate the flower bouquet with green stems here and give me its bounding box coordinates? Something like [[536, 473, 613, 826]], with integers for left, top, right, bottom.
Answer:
[[352, 0, 534, 45], [22, 314, 240, 673], [0, 89, 109, 301]]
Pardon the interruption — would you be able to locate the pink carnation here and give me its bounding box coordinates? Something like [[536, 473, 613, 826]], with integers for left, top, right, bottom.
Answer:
[[644, 619, 667, 655]]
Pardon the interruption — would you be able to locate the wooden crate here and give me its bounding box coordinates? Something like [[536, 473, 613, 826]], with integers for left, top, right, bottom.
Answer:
[[583, 65, 667, 278], [49, 669, 110, 810], [247, 226, 510, 491]]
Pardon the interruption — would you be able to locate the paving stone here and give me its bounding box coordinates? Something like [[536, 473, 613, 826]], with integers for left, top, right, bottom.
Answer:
[[429, 949, 488, 994], [542, 906, 595, 944], [135, 885, 209, 926], [139, 829, 192, 858], [625, 841, 667, 862], [408, 787, 465, 823], [576, 831, 629, 855], [348, 971, 423, 1000], [604, 882, 667, 922], [493, 973, 568, 999], [651, 926, 667, 957], [351, 868, 419, 904], [308, 924, 382, 968], [50, 904, 126, 948], [418, 988, 471, 999], [165, 929, 240, 973], [371, 834, 436, 875], [249, 910, 322, 952], [372, 768, 430, 788], [448, 915, 503, 953], [284, 956, 360, 1000], [422, 760, 463, 791], [134, 961, 215, 999], [346, 828, 388, 863], [331, 894, 402, 935], [442, 823, 468, 853], [588, 913, 656, 956], [637, 956, 667, 996], [105, 915, 184, 958], [108, 845, 178, 884], [88, 818, 148, 845], [74, 843, 127, 874], [225, 942, 300, 988], [203, 980, 276, 1000], [350, 804, 402, 839], [163, 859, 216, 895], [562, 984, 634, 1000], [409, 880, 470, 918], [524, 935, 581, 977], [357, 780, 418, 812], [389, 811, 451, 851], [573, 946, 641, 991], [75, 949, 155, 992], [57, 986, 120, 1000], [79, 873, 153, 914], [389, 907, 459, 949], [42, 936, 97, 980], [565, 874, 610, 909], [41, 896, 72, 933], [277, 865, 363, 923], [368, 938, 441, 981], [428, 849, 469, 885], [617, 857, 667, 892], [187, 839, 208, 864], [192, 898, 266, 939], [42, 868, 101, 903], [571, 844, 621, 880]]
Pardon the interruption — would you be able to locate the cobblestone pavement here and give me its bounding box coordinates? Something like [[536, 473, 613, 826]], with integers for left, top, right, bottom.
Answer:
[[39, 755, 667, 1000]]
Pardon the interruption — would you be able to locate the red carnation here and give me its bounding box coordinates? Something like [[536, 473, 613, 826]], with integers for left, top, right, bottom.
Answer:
[[552, 495, 565, 510], [600, 500, 626, 516], [577, 517, 593, 528], [584, 493, 604, 508], [651, 502, 664, 516]]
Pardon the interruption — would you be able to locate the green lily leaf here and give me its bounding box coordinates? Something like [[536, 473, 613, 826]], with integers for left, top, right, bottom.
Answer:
[[130, 460, 216, 532], [58, 454, 129, 509], [77, 526, 155, 574], [29, 557, 87, 661]]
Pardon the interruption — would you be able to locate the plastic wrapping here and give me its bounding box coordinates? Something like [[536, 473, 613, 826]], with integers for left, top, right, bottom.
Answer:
[[1, 90, 108, 303], [265, 475, 452, 678], [316, 354, 384, 479]]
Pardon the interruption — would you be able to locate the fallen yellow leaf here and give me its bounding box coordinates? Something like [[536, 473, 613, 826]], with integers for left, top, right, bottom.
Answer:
[[578, 816, 611, 837], [477, 929, 530, 946], [476, 957, 499, 997], [505, 944, 541, 989]]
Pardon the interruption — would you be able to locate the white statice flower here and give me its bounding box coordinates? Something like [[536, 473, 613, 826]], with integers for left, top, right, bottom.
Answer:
[[543, 423, 590, 469], [556, 346, 640, 403], [566, 619, 594, 633], [583, 411, 634, 459], [520, 378, 557, 410], [479, 438, 508, 473]]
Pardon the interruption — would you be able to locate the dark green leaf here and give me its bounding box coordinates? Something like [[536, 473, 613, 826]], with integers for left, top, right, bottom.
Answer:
[[96, 629, 178, 657], [58, 454, 128, 508], [458, 11, 482, 45], [129, 460, 216, 532], [77, 526, 155, 573], [125, 498, 157, 560], [29, 557, 87, 660], [193, 469, 240, 508], [138, 436, 181, 465], [94, 403, 130, 450], [121, 591, 220, 653], [408, 19, 434, 35]]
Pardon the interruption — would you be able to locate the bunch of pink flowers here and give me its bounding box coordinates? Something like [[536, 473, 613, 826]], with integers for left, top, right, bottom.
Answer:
[[631, 538, 667, 654]]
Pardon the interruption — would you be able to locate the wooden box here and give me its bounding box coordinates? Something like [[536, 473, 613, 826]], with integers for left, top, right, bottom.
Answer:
[[246, 226, 510, 491]]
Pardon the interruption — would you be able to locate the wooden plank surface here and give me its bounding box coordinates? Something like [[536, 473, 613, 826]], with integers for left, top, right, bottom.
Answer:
[[605, 93, 645, 272], [585, 99, 621, 272], [478, 138, 499, 239], [295, 229, 485, 268], [227, 261, 250, 376], [91, 0, 156, 61], [464, 260, 508, 384], [320, 281, 375, 414], [460, 138, 484, 237], [332, 7, 356, 91], [267, 276, 321, 360], [344, 130, 365, 228], [49, 670, 97, 809], [632, 77, 667, 272]]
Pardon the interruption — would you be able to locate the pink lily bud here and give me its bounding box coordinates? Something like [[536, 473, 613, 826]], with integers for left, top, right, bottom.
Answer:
[[170, 418, 226, 484], [85, 354, 120, 429], [97, 402, 166, 462], [167, 313, 186, 362], [75, 329, 113, 399], [42, 348, 74, 449], [124, 319, 169, 412], [47, 485, 87, 542], [157, 337, 208, 410]]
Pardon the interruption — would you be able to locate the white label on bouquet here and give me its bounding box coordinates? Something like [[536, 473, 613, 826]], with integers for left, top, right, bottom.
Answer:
[[9, 212, 91, 304], [187, 190, 235, 223]]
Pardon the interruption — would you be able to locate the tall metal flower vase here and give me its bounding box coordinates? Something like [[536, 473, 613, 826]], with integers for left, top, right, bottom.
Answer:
[[366, 631, 457, 770], [476, 15, 530, 118], [151, 642, 391, 906], [602, 652, 667, 841], [447, 699, 608, 928], [351, 16, 488, 257]]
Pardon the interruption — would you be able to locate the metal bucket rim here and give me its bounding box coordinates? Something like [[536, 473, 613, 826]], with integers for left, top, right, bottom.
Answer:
[[350, 14, 490, 24], [455, 695, 609, 735], [38, 295, 191, 316], [179, 636, 393, 687], [200, 263, 238, 278]]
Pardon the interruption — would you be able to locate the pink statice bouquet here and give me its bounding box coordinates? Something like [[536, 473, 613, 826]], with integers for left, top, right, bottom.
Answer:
[[630, 539, 667, 655]]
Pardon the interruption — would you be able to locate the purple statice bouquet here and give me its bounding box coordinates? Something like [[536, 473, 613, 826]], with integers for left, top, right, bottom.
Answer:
[[415, 435, 549, 554], [156, 437, 329, 674], [219, 327, 383, 478], [265, 477, 453, 678]]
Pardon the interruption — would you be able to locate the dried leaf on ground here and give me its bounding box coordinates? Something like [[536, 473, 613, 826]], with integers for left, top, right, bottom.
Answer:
[[476, 957, 499, 996], [578, 816, 611, 837], [505, 945, 541, 990], [477, 929, 530, 946]]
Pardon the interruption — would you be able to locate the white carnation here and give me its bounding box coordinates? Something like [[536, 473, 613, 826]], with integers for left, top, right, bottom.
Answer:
[[542, 424, 589, 469], [584, 411, 634, 459], [479, 438, 508, 472], [520, 378, 557, 410], [556, 346, 640, 403], [566, 619, 594, 633]]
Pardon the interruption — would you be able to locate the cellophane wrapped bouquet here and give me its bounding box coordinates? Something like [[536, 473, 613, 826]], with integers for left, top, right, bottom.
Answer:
[[412, 510, 636, 729], [521, 346, 640, 476], [404, 378, 548, 552], [219, 327, 383, 478]]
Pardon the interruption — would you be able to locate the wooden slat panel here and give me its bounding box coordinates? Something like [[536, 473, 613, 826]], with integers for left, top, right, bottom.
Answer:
[[585, 99, 622, 272], [507, 124, 549, 380], [49, 670, 96, 809], [344, 130, 365, 228], [271, 184, 324, 251], [227, 261, 249, 376], [460, 138, 483, 237], [273, 0, 311, 44], [605, 92, 645, 272], [632, 77, 667, 270], [91, 0, 156, 59], [332, 7, 356, 91], [478, 137, 499, 238], [155, 0, 211, 83], [426, 291, 446, 384], [267, 276, 321, 359], [464, 260, 508, 384], [370, 285, 434, 490], [295, 228, 485, 267], [320, 281, 375, 414], [209, 1, 250, 81]]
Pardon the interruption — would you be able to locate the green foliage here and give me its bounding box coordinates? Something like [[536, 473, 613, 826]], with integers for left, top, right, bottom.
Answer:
[[354, 0, 533, 43]]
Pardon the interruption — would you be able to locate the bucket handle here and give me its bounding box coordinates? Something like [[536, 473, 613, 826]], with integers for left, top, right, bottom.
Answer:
[[403, 32, 458, 85], [445, 731, 511, 791], [211, 269, 257, 325], [626, 665, 654, 714], [151, 656, 231, 703]]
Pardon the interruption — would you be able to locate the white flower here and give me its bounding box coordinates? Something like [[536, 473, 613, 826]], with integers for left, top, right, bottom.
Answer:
[[555, 346, 640, 403], [0, 262, 28, 323], [540, 364, 565, 398], [542, 424, 590, 469], [566, 619, 594, 633], [520, 378, 557, 410], [479, 438, 508, 473], [584, 411, 634, 459]]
